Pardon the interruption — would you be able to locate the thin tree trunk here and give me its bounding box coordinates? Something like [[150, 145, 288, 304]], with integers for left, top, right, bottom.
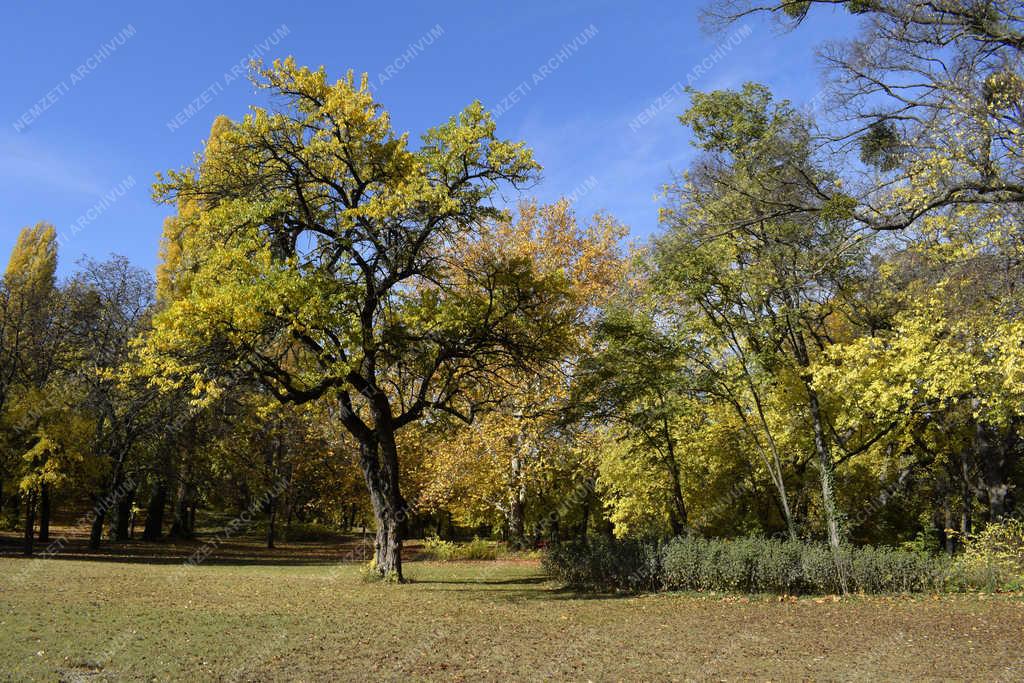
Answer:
[[38, 483, 50, 543], [662, 410, 689, 536], [114, 482, 135, 542], [725, 395, 797, 539], [790, 322, 847, 594], [89, 505, 107, 549], [960, 445, 973, 539], [90, 458, 125, 549], [23, 489, 37, 556], [508, 455, 526, 547], [807, 387, 848, 594], [943, 498, 955, 556], [267, 502, 276, 549], [578, 483, 592, 541]]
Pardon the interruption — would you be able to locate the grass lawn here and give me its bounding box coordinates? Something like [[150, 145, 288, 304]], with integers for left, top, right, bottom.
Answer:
[[1, 542, 1023, 681]]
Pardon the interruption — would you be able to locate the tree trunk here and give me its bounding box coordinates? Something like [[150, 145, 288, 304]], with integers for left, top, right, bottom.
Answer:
[[90, 451, 129, 550], [942, 498, 956, 555], [90, 477, 119, 549], [975, 419, 1017, 522], [345, 503, 357, 532], [89, 504, 107, 549], [960, 447, 973, 539], [143, 481, 167, 541], [23, 489, 37, 556], [807, 387, 848, 594], [358, 431, 405, 581], [114, 484, 135, 542], [508, 455, 526, 547], [577, 480, 594, 542], [266, 497, 277, 549], [662, 412, 689, 536], [285, 496, 294, 535], [169, 478, 195, 539], [791, 325, 847, 594], [38, 483, 50, 543]]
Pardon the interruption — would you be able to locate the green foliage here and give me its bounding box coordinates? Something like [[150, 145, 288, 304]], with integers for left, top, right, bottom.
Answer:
[[679, 82, 776, 155]]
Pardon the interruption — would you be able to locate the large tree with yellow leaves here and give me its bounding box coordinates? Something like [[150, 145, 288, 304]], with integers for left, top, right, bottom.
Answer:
[[141, 59, 578, 579]]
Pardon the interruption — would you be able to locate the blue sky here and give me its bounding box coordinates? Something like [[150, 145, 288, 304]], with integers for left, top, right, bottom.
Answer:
[[1, 1, 852, 276]]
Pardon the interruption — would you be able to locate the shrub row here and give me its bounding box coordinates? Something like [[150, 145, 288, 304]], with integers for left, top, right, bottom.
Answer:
[[661, 536, 950, 593], [543, 535, 968, 594]]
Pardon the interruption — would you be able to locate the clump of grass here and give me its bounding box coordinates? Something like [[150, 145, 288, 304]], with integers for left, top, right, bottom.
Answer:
[[357, 559, 400, 583]]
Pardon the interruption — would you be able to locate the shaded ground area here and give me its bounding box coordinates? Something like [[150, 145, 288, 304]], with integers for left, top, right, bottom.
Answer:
[[0, 521, 382, 566], [1, 556, 1022, 681]]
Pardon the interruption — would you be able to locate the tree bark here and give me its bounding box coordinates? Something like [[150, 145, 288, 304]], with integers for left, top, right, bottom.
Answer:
[[38, 483, 50, 543], [790, 323, 847, 594], [942, 497, 956, 555], [358, 430, 405, 580]]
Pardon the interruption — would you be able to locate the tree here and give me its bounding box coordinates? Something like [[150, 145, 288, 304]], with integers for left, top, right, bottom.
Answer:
[[415, 200, 627, 544], [1, 224, 59, 554], [140, 58, 578, 580], [65, 257, 158, 548], [577, 304, 695, 537], [654, 84, 882, 590], [817, 201, 1024, 539]]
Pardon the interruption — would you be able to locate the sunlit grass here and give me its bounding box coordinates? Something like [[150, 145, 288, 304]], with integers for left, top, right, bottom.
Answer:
[[2, 556, 1022, 680]]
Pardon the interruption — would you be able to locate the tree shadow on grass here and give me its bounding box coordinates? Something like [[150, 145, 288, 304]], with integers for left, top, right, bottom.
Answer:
[[0, 530, 379, 567], [410, 573, 638, 601], [413, 575, 550, 586]]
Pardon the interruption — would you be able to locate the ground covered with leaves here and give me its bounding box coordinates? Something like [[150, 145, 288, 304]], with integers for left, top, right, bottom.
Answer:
[[2, 544, 1023, 681]]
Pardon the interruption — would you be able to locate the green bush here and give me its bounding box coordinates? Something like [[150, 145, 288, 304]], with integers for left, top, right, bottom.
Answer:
[[420, 536, 498, 561], [459, 536, 499, 560], [282, 522, 345, 543], [547, 535, 955, 594], [951, 519, 1024, 591], [542, 537, 662, 591]]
